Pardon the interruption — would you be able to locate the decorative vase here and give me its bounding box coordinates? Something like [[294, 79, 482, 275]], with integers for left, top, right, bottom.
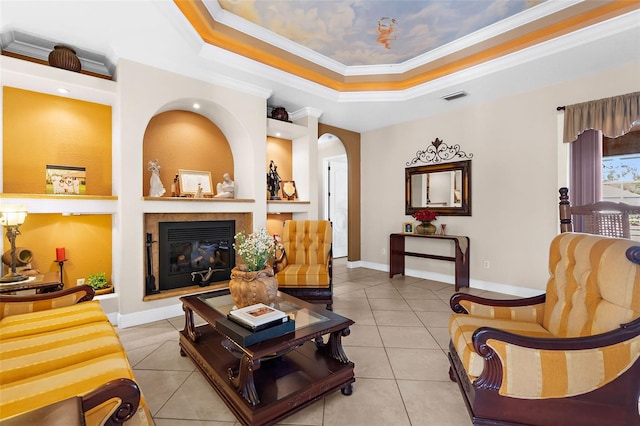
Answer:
[[229, 266, 278, 308], [416, 222, 437, 235], [94, 284, 114, 295], [48, 45, 82, 72], [271, 107, 289, 122]]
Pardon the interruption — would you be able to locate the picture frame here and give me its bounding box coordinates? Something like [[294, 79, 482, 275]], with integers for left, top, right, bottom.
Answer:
[[403, 222, 414, 234], [46, 165, 86, 195], [178, 169, 213, 196], [281, 180, 298, 200]]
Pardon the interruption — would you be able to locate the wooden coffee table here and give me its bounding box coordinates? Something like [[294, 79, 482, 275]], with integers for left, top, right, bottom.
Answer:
[[179, 289, 355, 426]]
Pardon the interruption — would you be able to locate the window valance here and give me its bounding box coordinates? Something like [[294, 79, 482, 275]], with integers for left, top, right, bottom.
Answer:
[[563, 92, 640, 143]]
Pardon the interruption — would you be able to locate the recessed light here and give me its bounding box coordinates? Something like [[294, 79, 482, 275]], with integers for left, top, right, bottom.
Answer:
[[276, 132, 281, 137], [193, 103, 200, 109], [57, 88, 70, 94]]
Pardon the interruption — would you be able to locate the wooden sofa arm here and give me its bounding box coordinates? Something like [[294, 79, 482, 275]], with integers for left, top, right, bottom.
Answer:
[[81, 378, 141, 426], [0, 284, 95, 304], [450, 292, 545, 313], [471, 317, 640, 397]]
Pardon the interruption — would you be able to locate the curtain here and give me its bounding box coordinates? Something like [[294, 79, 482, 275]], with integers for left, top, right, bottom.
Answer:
[[570, 129, 602, 232], [563, 92, 640, 143]]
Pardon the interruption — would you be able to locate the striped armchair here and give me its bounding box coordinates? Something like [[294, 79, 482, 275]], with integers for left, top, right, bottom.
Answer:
[[448, 232, 640, 426], [274, 220, 333, 310]]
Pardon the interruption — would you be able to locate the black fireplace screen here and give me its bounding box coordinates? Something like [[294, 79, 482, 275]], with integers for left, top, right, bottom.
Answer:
[[158, 220, 235, 290]]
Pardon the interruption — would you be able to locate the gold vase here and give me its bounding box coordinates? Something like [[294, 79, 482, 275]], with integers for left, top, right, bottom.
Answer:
[[416, 222, 437, 235], [229, 266, 278, 308]]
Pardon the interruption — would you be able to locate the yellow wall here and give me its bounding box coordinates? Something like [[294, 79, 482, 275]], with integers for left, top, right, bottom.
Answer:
[[143, 110, 234, 196], [3, 87, 112, 195], [3, 213, 112, 289]]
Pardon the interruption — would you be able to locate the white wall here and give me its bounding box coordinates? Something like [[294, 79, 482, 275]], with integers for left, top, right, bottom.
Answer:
[[361, 62, 640, 295]]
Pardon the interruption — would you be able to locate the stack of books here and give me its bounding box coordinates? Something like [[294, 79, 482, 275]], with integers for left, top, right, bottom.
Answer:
[[215, 303, 295, 346]]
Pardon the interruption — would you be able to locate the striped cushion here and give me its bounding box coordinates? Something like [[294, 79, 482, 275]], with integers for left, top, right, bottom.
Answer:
[[277, 264, 331, 287], [0, 301, 107, 340], [0, 352, 135, 420], [0, 322, 123, 383], [488, 334, 640, 398], [449, 314, 554, 378], [544, 233, 640, 337]]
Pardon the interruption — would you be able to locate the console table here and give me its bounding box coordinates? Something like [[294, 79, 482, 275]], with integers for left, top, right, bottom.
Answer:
[[389, 233, 470, 291]]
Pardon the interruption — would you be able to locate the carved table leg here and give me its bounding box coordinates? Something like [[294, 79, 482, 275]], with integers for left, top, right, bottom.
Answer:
[[316, 327, 351, 363], [182, 305, 199, 343], [228, 354, 261, 406]]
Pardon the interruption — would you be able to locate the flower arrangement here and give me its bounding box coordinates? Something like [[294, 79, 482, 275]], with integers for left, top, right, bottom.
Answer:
[[233, 228, 282, 272], [412, 209, 438, 223]]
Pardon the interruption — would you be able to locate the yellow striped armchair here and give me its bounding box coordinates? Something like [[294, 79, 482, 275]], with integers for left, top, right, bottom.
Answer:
[[448, 232, 640, 426], [274, 220, 333, 310]]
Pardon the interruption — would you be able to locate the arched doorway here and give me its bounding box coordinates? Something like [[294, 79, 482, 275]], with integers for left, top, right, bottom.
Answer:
[[319, 133, 348, 258]]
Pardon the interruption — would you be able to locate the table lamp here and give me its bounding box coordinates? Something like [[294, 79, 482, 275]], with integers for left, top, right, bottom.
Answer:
[[0, 205, 29, 283]]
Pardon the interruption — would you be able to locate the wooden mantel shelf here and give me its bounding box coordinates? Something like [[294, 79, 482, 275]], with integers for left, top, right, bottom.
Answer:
[[1, 193, 117, 200], [143, 197, 255, 202]]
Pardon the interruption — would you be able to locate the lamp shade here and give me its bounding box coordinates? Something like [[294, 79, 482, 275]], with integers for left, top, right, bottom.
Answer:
[[0, 205, 28, 226]]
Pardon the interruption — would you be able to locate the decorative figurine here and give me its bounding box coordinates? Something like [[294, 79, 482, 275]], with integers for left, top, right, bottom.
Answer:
[[195, 182, 203, 198], [214, 173, 235, 198], [148, 159, 166, 197], [267, 160, 281, 200]]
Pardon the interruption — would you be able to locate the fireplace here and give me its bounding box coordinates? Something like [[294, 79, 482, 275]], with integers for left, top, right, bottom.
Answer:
[[158, 220, 235, 290]]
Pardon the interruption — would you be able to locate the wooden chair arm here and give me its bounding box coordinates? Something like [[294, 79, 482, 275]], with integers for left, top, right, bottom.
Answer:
[[450, 292, 546, 313], [474, 316, 640, 353], [0, 284, 95, 304], [81, 378, 141, 426]]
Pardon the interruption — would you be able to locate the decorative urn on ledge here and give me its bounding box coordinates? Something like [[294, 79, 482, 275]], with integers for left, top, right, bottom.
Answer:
[[48, 45, 82, 72], [271, 107, 289, 122]]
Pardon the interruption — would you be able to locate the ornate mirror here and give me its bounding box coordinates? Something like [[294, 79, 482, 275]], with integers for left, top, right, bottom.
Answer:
[[405, 160, 471, 216]]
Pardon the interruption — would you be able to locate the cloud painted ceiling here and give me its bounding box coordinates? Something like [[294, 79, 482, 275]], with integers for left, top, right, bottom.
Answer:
[[217, 0, 543, 66]]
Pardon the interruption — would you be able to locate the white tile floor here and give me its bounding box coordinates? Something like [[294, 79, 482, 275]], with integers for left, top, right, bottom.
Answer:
[[116, 259, 506, 425]]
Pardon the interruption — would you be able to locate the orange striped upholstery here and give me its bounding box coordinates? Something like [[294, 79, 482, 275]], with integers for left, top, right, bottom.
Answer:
[[488, 335, 640, 398], [0, 299, 151, 424], [276, 220, 332, 288], [449, 233, 640, 398]]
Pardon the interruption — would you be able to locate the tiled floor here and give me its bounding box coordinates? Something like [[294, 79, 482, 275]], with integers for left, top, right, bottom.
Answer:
[[116, 259, 508, 425]]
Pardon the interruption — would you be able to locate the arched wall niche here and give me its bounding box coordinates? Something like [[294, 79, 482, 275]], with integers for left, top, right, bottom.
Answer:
[[143, 98, 254, 198]]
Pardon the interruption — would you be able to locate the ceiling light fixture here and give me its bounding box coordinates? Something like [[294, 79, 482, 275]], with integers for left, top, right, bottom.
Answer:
[[442, 91, 468, 101], [193, 103, 200, 109], [57, 87, 70, 94]]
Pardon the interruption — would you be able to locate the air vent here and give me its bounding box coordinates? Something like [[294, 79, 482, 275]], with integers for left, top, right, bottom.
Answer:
[[442, 91, 468, 101]]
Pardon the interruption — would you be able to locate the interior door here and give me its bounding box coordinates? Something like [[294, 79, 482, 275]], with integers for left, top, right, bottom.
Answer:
[[326, 157, 348, 258]]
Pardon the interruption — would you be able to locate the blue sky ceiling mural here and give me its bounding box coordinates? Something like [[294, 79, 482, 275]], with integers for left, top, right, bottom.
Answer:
[[218, 0, 544, 66]]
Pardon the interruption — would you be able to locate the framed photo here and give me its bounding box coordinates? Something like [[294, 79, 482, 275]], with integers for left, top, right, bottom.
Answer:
[[46, 165, 86, 195], [178, 169, 213, 196], [281, 180, 298, 200], [403, 222, 414, 234]]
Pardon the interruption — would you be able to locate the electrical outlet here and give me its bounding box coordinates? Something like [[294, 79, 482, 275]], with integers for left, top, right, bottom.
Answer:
[[382, 248, 386, 255], [77, 278, 85, 285], [483, 261, 490, 269]]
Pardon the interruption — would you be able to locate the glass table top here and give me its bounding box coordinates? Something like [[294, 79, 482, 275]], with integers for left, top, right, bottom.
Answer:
[[198, 292, 330, 331]]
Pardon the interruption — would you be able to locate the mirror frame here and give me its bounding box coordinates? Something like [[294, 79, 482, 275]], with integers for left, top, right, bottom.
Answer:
[[405, 160, 471, 216]]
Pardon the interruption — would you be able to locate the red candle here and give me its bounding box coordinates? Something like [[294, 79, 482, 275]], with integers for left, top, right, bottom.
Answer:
[[56, 247, 66, 262]]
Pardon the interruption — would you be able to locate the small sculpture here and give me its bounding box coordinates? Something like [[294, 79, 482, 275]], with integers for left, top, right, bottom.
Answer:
[[195, 182, 203, 198], [148, 159, 166, 197], [215, 173, 235, 198], [267, 160, 281, 200]]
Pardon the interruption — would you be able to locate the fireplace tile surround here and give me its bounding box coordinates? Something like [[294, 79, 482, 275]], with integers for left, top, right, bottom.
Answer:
[[144, 212, 252, 301]]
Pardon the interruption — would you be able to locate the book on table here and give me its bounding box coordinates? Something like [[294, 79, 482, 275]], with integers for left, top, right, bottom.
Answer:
[[227, 303, 289, 331]]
